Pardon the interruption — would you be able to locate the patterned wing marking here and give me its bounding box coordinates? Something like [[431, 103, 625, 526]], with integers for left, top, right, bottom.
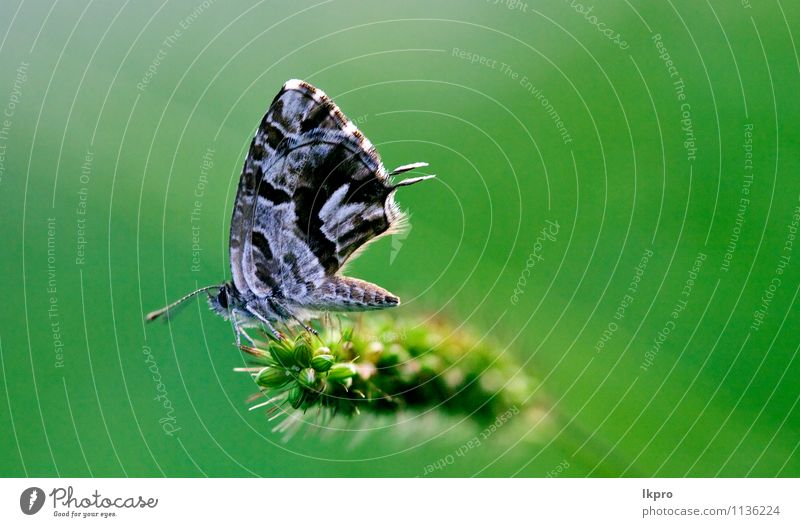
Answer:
[[242, 129, 404, 300], [229, 79, 381, 296], [244, 197, 327, 301]]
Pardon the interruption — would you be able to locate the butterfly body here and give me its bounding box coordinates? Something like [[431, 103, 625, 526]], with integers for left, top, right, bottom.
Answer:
[[147, 79, 432, 341]]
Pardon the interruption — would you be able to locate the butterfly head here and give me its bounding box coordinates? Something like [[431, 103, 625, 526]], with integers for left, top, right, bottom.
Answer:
[[208, 282, 240, 319]]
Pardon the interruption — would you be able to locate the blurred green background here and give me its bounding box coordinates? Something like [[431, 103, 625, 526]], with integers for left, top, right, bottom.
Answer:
[[1, 0, 798, 477]]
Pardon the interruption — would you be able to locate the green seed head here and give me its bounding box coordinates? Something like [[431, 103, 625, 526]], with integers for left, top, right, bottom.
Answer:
[[327, 363, 357, 382], [288, 384, 304, 409], [294, 342, 313, 368], [365, 341, 384, 362], [256, 366, 291, 388], [298, 367, 317, 389], [268, 341, 295, 367], [310, 354, 335, 372], [314, 345, 332, 357], [238, 314, 542, 431]]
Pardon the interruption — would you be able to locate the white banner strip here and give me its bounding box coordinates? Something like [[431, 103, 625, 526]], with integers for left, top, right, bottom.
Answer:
[[1, 478, 796, 526]]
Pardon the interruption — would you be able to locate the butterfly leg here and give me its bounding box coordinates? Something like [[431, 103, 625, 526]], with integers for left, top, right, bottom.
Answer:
[[236, 325, 256, 347], [245, 303, 285, 341], [268, 298, 318, 337], [231, 310, 256, 347]]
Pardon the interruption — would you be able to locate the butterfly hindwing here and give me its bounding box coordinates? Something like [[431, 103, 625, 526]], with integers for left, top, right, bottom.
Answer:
[[230, 79, 373, 297], [230, 80, 416, 315], [244, 130, 403, 308]]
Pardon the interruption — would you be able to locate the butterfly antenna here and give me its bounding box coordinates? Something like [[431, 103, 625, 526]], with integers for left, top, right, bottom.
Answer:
[[393, 174, 435, 188], [145, 284, 220, 322], [389, 161, 428, 175], [389, 162, 435, 188]]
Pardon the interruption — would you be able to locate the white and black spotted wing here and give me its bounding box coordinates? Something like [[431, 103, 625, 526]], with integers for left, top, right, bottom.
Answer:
[[231, 80, 432, 317]]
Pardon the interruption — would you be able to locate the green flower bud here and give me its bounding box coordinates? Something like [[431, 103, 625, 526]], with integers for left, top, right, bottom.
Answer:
[[377, 343, 408, 367], [397, 359, 422, 384], [256, 367, 291, 388], [425, 332, 444, 349], [298, 367, 317, 389], [341, 340, 355, 356], [240, 345, 271, 365], [420, 354, 444, 375], [310, 354, 335, 372], [314, 345, 332, 357], [327, 363, 357, 382], [288, 385, 304, 409], [365, 341, 384, 363], [294, 342, 313, 367], [268, 341, 295, 367], [341, 327, 354, 342]]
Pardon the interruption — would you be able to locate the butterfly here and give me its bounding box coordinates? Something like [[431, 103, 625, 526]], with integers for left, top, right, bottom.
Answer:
[[146, 79, 433, 342]]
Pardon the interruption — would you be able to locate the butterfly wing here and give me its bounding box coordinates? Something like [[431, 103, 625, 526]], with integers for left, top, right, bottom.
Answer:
[[229, 79, 368, 297], [232, 79, 428, 315], [244, 129, 404, 309]]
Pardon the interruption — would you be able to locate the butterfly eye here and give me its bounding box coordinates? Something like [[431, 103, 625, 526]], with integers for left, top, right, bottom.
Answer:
[[218, 287, 229, 309]]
